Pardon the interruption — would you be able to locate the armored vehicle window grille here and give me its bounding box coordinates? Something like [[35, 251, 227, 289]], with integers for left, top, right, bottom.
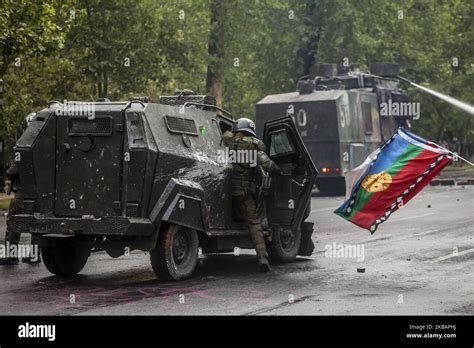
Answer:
[[125, 203, 139, 217], [164, 115, 198, 136], [68, 117, 113, 136], [23, 200, 35, 214], [361, 102, 373, 134], [13, 221, 29, 234], [108, 219, 127, 233]]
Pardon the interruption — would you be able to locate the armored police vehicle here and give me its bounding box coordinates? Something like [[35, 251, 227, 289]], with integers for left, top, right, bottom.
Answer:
[[256, 63, 409, 194], [10, 93, 317, 280]]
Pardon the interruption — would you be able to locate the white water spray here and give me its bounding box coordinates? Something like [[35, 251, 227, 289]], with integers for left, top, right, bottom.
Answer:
[[398, 76, 474, 115]]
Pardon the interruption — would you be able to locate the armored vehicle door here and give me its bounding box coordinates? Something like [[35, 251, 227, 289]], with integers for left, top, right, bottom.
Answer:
[[263, 117, 317, 229], [55, 107, 124, 216]]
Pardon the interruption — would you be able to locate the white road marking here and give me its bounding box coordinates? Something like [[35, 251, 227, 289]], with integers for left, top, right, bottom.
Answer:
[[428, 248, 474, 263], [410, 229, 439, 237], [310, 207, 336, 213]]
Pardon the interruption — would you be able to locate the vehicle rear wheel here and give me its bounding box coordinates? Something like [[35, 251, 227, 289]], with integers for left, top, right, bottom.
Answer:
[[150, 224, 199, 281], [267, 226, 301, 263], [41, 243, 90, 277]]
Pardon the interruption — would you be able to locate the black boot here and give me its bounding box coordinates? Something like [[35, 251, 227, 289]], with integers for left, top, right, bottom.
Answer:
[[258, 255, 271, 273], [0, 257, 19, 265], [22, 255, 42, 264]]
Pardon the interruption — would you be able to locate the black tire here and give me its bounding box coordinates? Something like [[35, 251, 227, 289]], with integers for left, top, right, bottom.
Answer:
[[41, 244, 90, 277], [267, 226, 301, 263], [105, 246, 126, 258], [150, 224, 199, 281]]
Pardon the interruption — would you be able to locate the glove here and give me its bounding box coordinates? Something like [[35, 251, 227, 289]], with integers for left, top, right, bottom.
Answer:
[[273, 166, 284, 176]]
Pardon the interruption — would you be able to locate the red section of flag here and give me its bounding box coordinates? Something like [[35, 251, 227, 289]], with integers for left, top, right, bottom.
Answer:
[[351, 150, 450, 229]]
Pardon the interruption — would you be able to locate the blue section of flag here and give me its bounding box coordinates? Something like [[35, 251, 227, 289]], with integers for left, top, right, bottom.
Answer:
[[368, 134, 409, 174]]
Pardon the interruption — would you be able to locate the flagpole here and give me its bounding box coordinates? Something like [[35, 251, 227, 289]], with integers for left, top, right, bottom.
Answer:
[[428, 142, 474, 166]]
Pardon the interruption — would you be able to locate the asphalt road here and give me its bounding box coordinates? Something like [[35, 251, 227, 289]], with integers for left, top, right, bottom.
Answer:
[[0, 185, 472, 315]]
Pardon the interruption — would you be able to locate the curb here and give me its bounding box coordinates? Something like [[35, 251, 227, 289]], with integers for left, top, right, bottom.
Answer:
[[430, 178, 474, 186]]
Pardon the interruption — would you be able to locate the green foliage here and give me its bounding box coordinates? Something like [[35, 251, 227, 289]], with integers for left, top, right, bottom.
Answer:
[[0, 0, 472, 151]]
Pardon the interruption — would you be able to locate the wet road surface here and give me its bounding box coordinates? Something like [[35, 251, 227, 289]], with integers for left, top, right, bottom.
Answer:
[[0, 185, 472, 315]]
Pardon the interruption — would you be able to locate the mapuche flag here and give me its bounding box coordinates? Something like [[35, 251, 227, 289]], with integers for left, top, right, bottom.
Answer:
[[335, 128, 451, 233]]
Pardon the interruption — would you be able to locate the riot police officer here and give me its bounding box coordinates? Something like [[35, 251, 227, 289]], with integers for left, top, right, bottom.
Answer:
[[0, 114, 41, 265], [0, 160, 23, 265], [223, 118, 282, 272]]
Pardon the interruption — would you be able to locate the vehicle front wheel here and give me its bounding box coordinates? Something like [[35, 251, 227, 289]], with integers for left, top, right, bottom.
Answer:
[[41, 242, 90, 277], [267, 226, 301, 263], [150, 224, 199, 281]]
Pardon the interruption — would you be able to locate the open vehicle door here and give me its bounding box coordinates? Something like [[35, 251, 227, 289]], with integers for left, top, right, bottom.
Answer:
[[262, 116, 318, 261]]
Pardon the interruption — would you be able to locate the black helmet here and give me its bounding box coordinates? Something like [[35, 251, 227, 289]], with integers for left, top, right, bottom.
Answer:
[[234, 117, 256, 136]]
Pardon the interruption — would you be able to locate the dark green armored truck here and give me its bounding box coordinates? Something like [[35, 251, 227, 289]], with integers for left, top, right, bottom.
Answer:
[[10, 94, 317, 280]]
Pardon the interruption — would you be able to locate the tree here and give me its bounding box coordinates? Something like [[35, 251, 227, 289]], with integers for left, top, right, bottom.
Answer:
[[0, 0, 72, 144], [205, 0, 226, 107], [0, 0, 471, 155]]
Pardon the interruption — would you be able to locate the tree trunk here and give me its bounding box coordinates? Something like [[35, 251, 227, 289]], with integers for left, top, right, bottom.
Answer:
[[297, 0, 322, 76], [435, 109, 448, 141], [97, 49, 103, 98], [206, 0, 226, 108], [102, 67, 108, 98], [97, 76, 103, 99]]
